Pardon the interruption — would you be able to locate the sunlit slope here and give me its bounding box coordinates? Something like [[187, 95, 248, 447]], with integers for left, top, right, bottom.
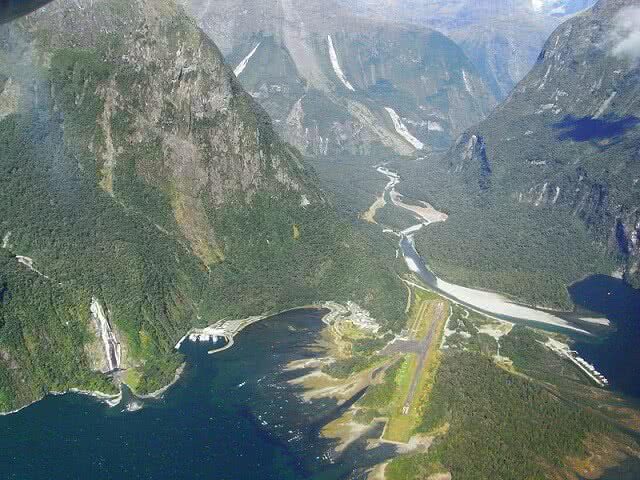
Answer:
[[0, 0, 404, 412], [186, 0, 497, 157], [400, 0, 639, 307]]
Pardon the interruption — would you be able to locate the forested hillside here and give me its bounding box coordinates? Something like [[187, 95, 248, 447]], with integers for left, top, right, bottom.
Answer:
[[399, 0, 639, 308], [0, 0, 404, 412]]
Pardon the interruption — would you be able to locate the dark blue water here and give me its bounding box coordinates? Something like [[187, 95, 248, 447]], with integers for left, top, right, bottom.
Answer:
[[570, 275, 640, 399], [0, 0, 54, 24], [0, 309, 393, 480]]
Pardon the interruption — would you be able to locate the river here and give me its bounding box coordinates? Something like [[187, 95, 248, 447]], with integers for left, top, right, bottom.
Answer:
[[379, 166, 640, 400]]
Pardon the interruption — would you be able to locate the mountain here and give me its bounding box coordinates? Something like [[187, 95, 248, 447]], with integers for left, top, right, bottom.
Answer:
[[341, 0, 597, 100], [401, 0, 640, 307], [0, 0, 404, 412], [184, 0, 498, 157]]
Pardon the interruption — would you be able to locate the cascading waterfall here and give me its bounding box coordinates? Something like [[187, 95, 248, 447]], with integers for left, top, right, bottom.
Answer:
[[90, 298, 121, 372]]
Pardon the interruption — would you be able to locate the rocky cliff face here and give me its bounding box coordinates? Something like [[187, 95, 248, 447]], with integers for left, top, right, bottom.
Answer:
[[339, 0, 597, 100], [0, 0, 404, 411], [184, 0, 497, 157], [446, 0, 640, 285], [7, 0, 320, 265]]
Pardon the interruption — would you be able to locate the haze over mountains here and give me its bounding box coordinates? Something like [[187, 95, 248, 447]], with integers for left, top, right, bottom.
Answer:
[[448, 0, 640, 284], [401, 0, 640, 307], [343, 0, 597, 98], [185, 0, 498, 156], [2, 1, 640, 479], [0, 0, 403, 412]]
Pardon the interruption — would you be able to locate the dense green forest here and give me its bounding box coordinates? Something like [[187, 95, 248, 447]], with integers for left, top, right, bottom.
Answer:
[[386, 351, 610, 480], [0, 5, 405, 410], [396, 156, 615, 309], [0, 97, 404, 407], [0, 251, 116, 412], [309, 150, 615, 309]]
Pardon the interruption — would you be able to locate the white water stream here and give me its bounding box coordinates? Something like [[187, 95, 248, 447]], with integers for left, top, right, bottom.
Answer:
[[90, 298, 121, 372]]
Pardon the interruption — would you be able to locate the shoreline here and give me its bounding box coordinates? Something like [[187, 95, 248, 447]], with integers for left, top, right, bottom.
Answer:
[[66, 388, 123, 407], [1, 305, 340, 417], [0, 387, 122, 417], [175, 305, 332, 354], [0, 397, 42, 416], [136, 363, 186, 399]]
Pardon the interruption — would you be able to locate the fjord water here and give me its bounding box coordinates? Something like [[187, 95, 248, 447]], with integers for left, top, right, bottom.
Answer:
[[570, 275, 640, 399], [0, 309, 391, 480]]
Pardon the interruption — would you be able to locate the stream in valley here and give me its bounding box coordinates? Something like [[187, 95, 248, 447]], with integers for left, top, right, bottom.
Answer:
[[379, 166, 640, 400]]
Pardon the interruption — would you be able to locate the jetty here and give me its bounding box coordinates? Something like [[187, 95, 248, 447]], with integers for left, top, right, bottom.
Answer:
[[175, 316, 266, 354], [545, 339, 609, 387]]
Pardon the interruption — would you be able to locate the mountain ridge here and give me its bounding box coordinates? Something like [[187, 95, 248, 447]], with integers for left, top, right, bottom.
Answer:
[[0, 0, 405, 412], [398, 0, 639, 308], [185, 0, 498, 157]]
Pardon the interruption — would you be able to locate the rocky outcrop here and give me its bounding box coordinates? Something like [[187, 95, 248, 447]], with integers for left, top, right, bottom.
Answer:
[[184, 0, 498, 156], [6, 0, 321, 265], [333, 0, 597, 100], [445, 0, 640, 285], [0, 0, 405, 411]]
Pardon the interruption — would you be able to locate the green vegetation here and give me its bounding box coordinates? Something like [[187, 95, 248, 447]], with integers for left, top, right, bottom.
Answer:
[[392, 4, 640, 303], [443, 305, 501, 356], [386, 454, 447, 480], [322, 354, 381, 379], [388, 351, 610, 480], [352, 333, 393, 355], [329, 290, 449, 443], [359, 359, 403, 409], [206, 192, 405, 329], [0, 2, 406, 410], [383, 294, 448, 442], [397, 156, 615, 309], [500, 326, 588, 386], [0, 108, 205, 399], [0, 251, 116, 412]]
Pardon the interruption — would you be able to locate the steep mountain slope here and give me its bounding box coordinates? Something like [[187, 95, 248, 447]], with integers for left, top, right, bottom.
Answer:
[[0, 0, 404, 412], [401, 0, 639, 307], [184, 0, 497, 157], [343, 0, 596, 100]]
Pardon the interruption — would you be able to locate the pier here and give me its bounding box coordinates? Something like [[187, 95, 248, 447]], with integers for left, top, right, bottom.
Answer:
[[175, 316, 266, 353], [545, 339, 609, 387]]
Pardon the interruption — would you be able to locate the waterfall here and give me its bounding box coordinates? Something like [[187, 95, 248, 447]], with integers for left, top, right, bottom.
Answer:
[[90, 298, 121, 372]]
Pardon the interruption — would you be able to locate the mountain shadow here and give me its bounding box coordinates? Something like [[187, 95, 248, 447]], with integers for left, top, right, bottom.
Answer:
[[553, 114, 640, 142]]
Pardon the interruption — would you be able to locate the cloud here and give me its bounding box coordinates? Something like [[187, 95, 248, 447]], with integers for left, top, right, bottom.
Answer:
[[610, 6, 640, 64]]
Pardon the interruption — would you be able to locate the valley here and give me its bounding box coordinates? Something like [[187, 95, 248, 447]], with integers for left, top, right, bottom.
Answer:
[[1, 0, 640, 479]]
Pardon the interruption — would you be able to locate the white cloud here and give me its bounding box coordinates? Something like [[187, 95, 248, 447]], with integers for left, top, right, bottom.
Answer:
[[610, 6, 640, 64]]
